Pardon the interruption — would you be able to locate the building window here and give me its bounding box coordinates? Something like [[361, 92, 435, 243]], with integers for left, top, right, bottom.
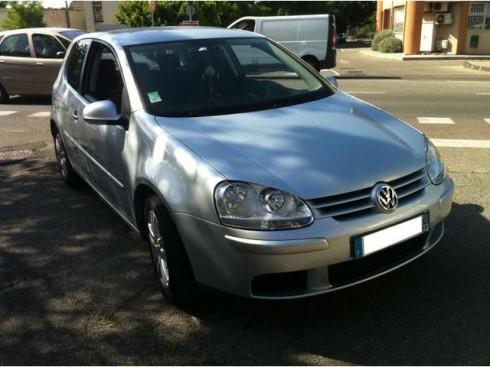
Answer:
[[92, 1, 104, 23], [393, 6, 405, 34], [468, 2, 490, 31]]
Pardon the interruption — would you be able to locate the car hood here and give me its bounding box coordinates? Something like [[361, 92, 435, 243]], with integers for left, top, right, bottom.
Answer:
[[156, 92, 426, 199]]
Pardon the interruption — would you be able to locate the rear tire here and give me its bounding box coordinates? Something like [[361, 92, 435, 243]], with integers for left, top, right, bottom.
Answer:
[[53, 129, 81, 186], [144, 195, 199, 308], [0, 83, 9, 104]]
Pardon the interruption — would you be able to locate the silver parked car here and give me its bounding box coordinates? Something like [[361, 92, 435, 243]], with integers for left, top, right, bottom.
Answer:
[[51, 28, 453, 306]]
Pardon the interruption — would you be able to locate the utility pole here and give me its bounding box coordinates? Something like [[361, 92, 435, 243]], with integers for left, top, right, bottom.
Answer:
[[64, 1, 71, 28]]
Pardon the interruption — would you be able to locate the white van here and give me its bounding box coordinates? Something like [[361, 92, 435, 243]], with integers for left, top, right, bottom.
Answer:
[[228, 14, 336, 71]]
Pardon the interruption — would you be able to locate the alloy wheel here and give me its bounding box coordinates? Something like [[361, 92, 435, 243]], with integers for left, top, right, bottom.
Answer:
[[147, 210, 170, 288], [55, 134, 68, 178]]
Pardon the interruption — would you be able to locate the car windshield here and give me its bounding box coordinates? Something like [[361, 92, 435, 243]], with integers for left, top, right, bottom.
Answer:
[[59, 30, 85, 40], [126, 37, 333, 117]]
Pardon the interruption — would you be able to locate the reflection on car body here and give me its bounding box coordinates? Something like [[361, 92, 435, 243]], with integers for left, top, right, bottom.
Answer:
[[50, 27, 453, 306]]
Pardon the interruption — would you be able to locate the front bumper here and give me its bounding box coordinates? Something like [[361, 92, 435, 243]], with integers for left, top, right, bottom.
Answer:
[[176, 177, 454, 299]]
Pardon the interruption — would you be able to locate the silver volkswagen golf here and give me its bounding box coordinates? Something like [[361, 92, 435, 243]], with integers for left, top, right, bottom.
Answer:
[[51, 28, 454, 306]]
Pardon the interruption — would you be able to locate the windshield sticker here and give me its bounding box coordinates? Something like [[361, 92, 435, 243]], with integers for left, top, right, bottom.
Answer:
[[148, 91, 162, 103]]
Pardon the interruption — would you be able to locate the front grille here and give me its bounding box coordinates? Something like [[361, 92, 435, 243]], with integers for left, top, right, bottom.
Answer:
[[307, 168, 429, 220], [328, 233, 428, 287]]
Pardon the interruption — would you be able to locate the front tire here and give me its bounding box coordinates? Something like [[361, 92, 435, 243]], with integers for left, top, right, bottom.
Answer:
[[144, 195, 199, 307], [53, 130, 81, 186]]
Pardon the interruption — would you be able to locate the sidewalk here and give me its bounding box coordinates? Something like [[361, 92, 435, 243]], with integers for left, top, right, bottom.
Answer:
[[360, 48, 490, 61], [463, 60, 490, 72]]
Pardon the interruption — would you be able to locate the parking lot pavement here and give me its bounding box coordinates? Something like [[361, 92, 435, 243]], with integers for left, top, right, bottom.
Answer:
[[1, 87, 489, 364]]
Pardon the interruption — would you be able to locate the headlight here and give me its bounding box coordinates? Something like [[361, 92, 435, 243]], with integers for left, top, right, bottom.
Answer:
[[215, 181, 314, 230], [425, 138, 446, 185]]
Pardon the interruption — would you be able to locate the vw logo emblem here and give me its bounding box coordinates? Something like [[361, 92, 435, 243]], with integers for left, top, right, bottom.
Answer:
[[371, 183, 398, 213]]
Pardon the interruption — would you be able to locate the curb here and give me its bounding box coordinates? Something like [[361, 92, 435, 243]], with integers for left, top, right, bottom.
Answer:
[[359, 49, 403, 60], [463, 61, 490, 72]]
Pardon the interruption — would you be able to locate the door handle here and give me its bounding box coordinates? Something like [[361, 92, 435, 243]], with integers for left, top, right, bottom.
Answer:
[[0, 60, 5, 63], [36, 62, 44, 66], [72, 111, 78, 120]]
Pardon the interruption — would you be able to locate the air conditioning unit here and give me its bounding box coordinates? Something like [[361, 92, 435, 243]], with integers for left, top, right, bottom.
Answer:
[[435, 13, 453, 25], [432, 2, 449, 12]]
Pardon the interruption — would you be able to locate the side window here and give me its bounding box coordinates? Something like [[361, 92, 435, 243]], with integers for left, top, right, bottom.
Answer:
[[0, 33, 30, 57], [232, 19, 255, 32], [65, 40, 89, 91], [57, 36, 71, 49], [32, 34, 65, 59], [83, 43, 124, 112]]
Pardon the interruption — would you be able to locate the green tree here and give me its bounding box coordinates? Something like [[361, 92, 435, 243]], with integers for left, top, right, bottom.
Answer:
[[2, 1, 45, 30], [115, 1, 375, 32]]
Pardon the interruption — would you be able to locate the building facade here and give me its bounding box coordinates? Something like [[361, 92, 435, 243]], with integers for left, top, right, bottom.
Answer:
[[376, 1, 490, 55]]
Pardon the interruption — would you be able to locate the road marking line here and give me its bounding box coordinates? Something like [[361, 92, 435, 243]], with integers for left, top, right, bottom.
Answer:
[[28, 112, 50, 118], [432, 139, 490, 148], [476, 92, 490, 95], [344, 91, 386, 94], [485, 118, 490, 125], [0, 111, 18, 116], [417, 117, 455, 125]]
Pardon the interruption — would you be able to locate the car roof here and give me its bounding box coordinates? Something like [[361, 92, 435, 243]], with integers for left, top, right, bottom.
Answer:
[[0, 27, 83, 36], [77, 27, 264, 47], [235, 14, 330, 20]]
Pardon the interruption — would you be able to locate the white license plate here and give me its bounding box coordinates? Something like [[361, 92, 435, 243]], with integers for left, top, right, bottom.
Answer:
[[353, 215, 429, 259]]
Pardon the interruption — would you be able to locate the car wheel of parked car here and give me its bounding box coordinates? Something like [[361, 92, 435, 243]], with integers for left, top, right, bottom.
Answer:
[[144, 195, 199, 307], [0, 83, 9, 104], [53, 130, 81, 186], [302, 56, 320, 71]]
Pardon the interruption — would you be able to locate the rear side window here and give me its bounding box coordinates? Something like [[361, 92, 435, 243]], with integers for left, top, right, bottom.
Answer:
[[33, 34, 65, 59], [0, 33, 30, 57], [65, 40, 89, 91]]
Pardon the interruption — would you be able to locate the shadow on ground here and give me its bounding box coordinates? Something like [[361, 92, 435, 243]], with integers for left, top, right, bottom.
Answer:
[[3, 95, 52, 106], [0, 155, 489, 365]]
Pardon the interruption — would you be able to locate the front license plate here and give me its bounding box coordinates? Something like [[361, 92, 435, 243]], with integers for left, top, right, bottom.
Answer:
[[352, 214, 429, 259]]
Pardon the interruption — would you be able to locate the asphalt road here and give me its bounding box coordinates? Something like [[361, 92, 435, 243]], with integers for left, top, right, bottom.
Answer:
[[1, 51, 490, 364]]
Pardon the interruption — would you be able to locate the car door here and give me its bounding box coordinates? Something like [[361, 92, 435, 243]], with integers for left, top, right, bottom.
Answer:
[[55, 38, 91, 179], [0, 32, 38, 95], [76, 41, 132, 217], [31, 33, 66, 94]]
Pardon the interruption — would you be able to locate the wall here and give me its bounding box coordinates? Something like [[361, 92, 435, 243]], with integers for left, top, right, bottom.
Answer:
[[43, 9, 86, 30], [465, 29, 490, 54], [84, 1, 122, 32], [422, 2, 462, 54]]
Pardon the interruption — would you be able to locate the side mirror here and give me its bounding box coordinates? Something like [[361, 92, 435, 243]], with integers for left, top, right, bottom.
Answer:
[[82, 100, 127, 128], [56, 51, 66, 58], [324, 75, 338, 89]]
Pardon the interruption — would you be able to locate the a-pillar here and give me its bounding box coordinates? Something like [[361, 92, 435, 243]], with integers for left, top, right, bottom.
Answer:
[[403, 1, 425, 55]]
